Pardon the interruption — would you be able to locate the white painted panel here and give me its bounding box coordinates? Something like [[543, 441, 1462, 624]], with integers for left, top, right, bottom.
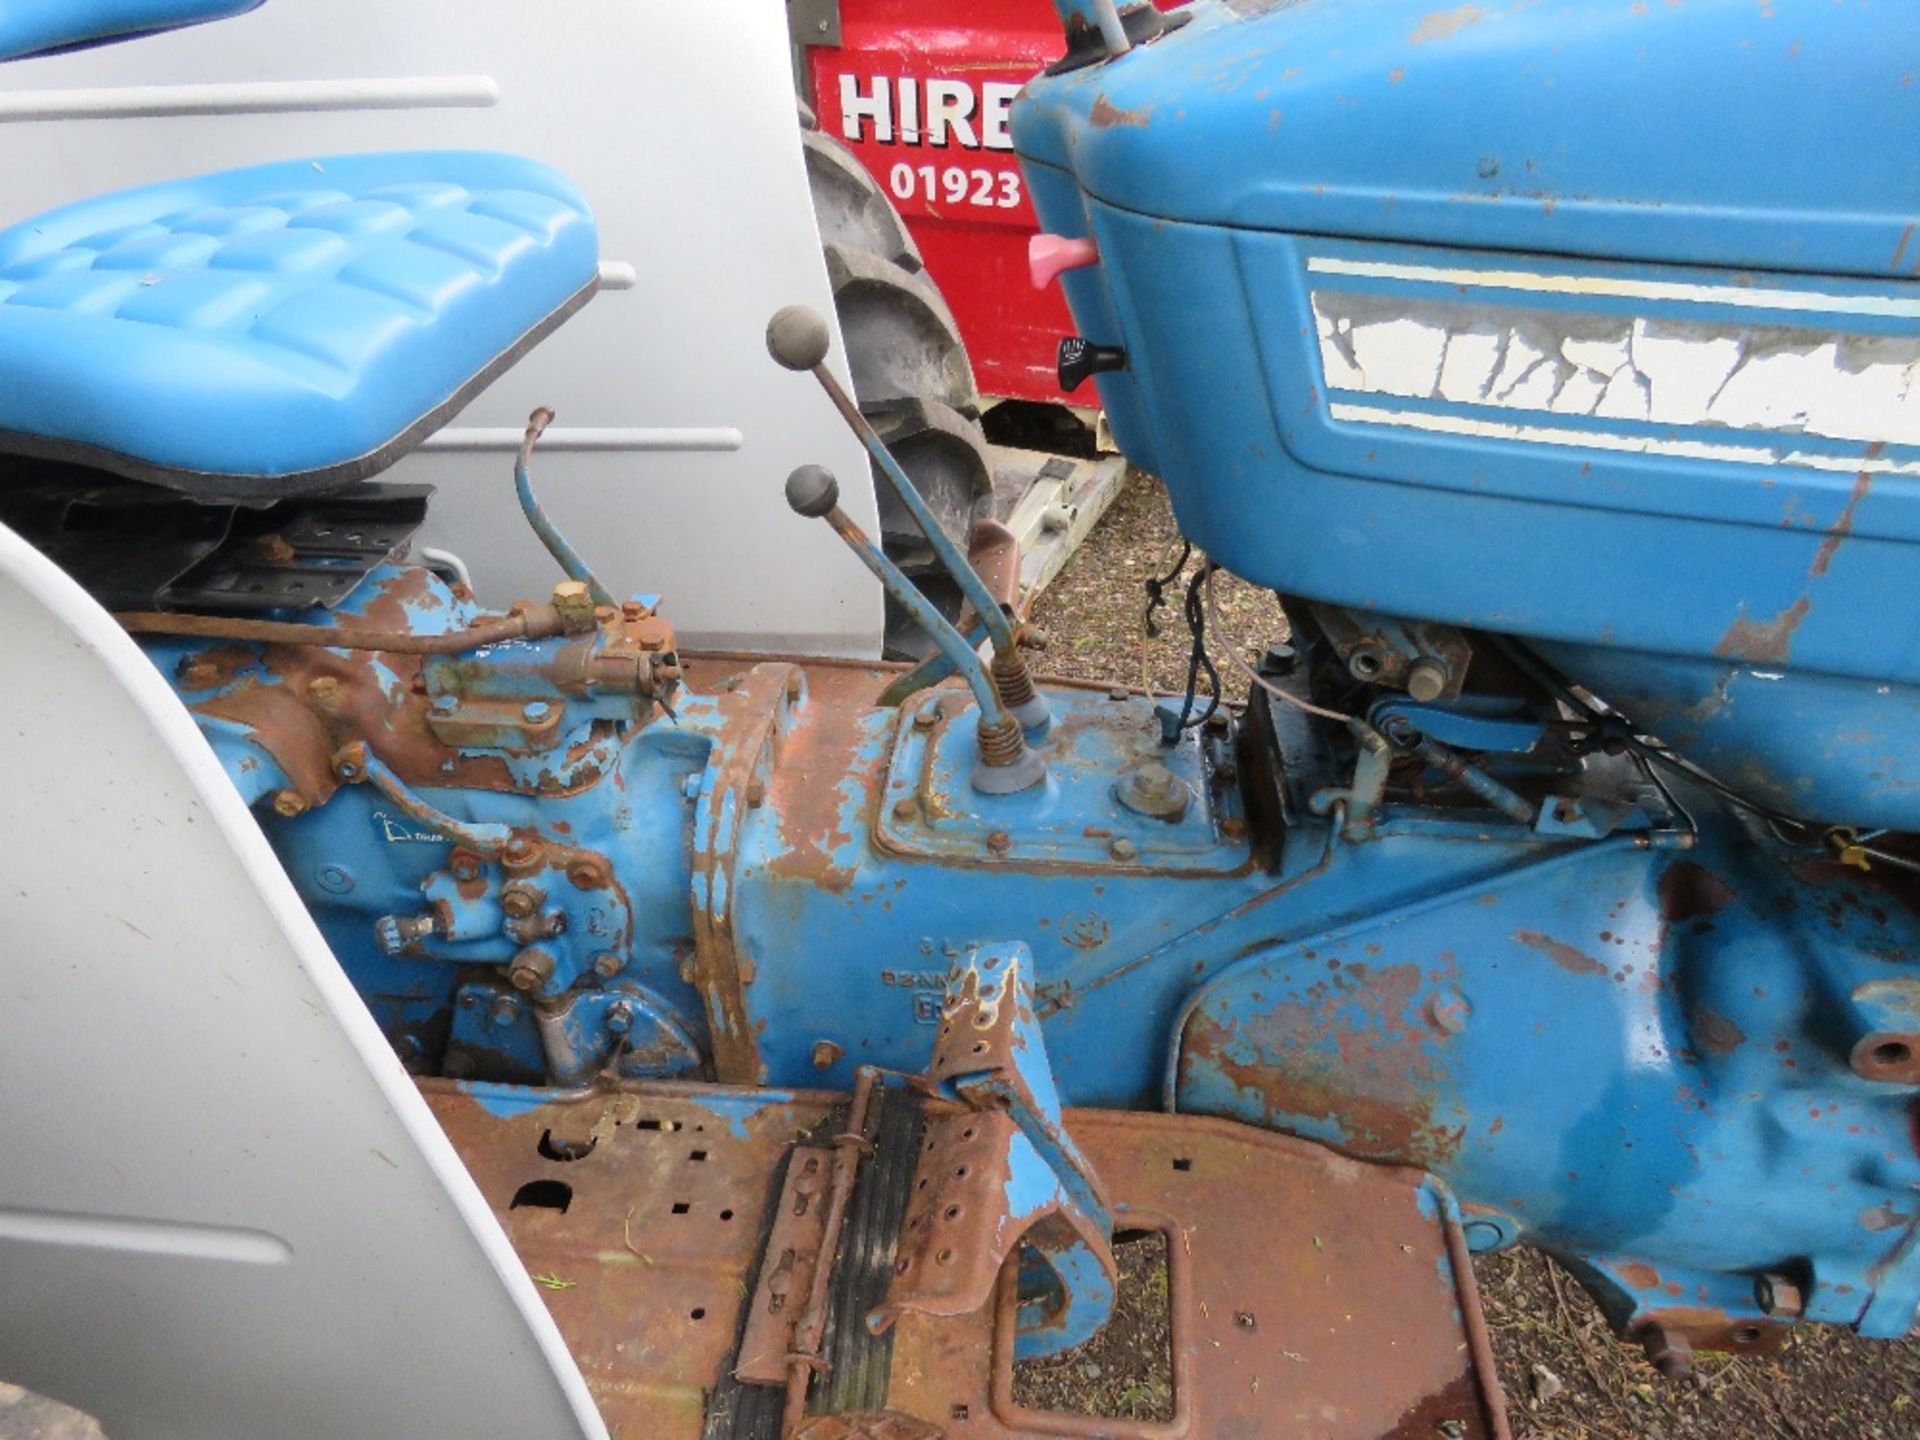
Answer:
[[0, 523, 604, 1439], [0, 0, 881, 656]]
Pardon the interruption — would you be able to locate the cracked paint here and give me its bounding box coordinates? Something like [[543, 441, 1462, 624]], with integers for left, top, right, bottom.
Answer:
[[1313, 292, 1920, 449]]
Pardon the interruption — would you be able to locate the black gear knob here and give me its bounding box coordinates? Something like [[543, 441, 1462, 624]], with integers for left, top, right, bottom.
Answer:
[[785, 464, 840, 518], [1057, 335, 1127, 392]]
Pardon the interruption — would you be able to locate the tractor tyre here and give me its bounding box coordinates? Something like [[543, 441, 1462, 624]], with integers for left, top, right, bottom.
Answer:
[[800, 123, 995, 660]]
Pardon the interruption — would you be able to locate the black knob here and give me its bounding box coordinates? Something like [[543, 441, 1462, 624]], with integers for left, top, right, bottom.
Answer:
[[1057, 336, 1127, 392], [785, 464, 840, 518]]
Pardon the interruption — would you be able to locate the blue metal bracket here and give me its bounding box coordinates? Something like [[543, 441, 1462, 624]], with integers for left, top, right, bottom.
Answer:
[[868, 942, 1118, 1358]]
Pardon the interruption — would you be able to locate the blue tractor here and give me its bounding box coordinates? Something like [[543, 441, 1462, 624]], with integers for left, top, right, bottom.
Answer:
[[0, 1, 1915, 1436]]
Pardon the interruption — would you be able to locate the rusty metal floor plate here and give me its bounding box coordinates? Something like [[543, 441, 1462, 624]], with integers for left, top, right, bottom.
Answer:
[[428, 1083, 1505, 1440], [424, 1079, 844, 1440], [885, 1111, 1505, 1440]]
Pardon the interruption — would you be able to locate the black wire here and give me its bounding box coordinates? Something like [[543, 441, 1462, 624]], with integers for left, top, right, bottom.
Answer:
[[1486, 632, 1822, 838], [1143, 540, 1191, 639], [1175, 562, 1221, 733]]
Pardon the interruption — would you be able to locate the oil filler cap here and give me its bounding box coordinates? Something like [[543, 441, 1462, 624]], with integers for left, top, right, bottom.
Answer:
[[1058, 336, 1126, 393]]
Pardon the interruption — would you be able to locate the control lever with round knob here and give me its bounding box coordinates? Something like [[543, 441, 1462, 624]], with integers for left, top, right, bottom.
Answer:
[[782, 463, 1045, 795], [766, 305, 1048, 734]]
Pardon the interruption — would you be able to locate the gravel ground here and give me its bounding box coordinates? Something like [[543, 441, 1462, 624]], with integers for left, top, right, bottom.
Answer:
[[1018, 467, 1920, 1439]]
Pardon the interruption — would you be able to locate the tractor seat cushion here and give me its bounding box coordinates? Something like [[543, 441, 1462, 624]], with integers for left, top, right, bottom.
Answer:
[[0, 0, 263, 62], [0, 151, 598, 500]]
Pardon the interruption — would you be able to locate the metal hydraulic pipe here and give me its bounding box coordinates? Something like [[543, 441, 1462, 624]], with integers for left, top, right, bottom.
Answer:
[[514, 407, 617, 610], [115, 604, 571, 653]]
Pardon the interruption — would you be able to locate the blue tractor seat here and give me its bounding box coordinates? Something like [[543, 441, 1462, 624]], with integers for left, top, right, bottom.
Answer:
[[0, 151, 599, 500], [0, 0, 262, 62]]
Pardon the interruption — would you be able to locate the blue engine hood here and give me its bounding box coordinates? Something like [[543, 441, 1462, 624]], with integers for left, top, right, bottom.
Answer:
[[1014, 0, 1920, 279]]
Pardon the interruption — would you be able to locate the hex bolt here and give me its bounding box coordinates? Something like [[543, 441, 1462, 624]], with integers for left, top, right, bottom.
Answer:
[[892, 798, 919, 822], [913, 708, 938, 730], [1135, 764, 1176, 802], [605, 1000, 635, 1036], [986, 830, 1013, 856], [812, 1040, 845, 1070], [1109, 836, 1139, 862], [1257, 643, 1298, 677], [1755, 1274, 1805, 1318], [1221, 817, 1248, 840], [1639, 1324, 1693, 1381], [508, 947, 556, 993], [593, 952, 624, 979], [523, 700, 552, 724], [449, 851, 483, 882], [567, 859, 606, 890], [271, 789, 309, 818], [503, 834, 542, 870], [501, 883, 542, 920]]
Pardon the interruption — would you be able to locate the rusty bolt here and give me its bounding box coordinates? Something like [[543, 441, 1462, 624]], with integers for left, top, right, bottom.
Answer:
[[271, 789, 309, 818], [508, 947, 556, 993], [1221, 817, 1248, 841], [503, 834, 542, 869], [892, 798, 919, 823], [308, 675, 342, 705], [1755, 1274, 1805, 1318], [593, 952, 624, 979], [605, 1000, 635, 1036], [551, 580, 595, 630], [568, 859, 606, 890], [501, 883, 542, 920], [523, 700, 553, 724], [1639, 1324, 1693, 1381], [622, 600, 645, 621], [913, 708, 938, 730], [449, 851, 483, 882], [1110, 836, 1139, 862], [1406, 657, 1448, 703], [593, 605, 617, 625], [812, 1040, 845, 1070], [986, 830, 1013, 856], [178, 657, 221, 690], [745, 779, 767, 808]]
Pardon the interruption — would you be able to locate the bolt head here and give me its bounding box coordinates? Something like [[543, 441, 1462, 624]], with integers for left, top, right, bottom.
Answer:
[[489, 996, 519, 1027], [271, 789, 309, 818], [593, 952, 624, 978], [1406, 657, 1449, 702], [605, 1000, 635, 1035], [1109, 836, 1139, 862], [523, 700, 552, 723], [892, 797, 919, 822], [913, 708, 938, 730], [986, 830, 1012, 855]]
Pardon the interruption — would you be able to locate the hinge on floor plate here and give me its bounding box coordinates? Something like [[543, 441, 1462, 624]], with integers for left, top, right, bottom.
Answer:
[[867, 942, 1117, 1358]]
